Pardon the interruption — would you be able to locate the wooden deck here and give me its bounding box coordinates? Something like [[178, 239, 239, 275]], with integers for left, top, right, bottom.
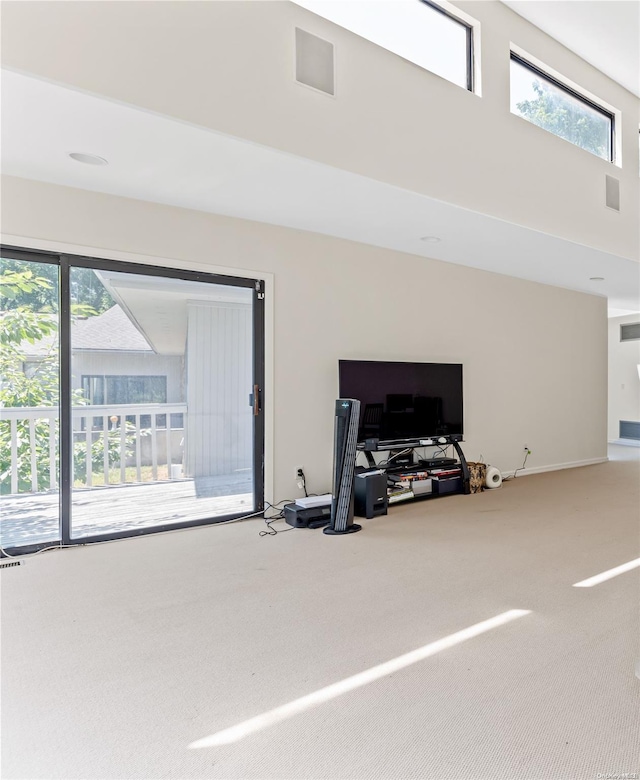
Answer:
[[0, 473, 253, 548]]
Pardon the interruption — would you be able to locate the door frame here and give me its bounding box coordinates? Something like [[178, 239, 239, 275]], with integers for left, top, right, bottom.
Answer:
[[1, 244, 266, 554]]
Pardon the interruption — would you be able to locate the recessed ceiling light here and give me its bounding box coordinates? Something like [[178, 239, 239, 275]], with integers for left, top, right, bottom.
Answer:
[[420, 236, 441, 243], [68, 152, 109, 166], [589, 276, 605, 281]]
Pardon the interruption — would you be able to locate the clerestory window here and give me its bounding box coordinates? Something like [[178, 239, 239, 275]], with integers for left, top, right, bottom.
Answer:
[[293, 0, 476, 91], [510, 52, 615, 162]]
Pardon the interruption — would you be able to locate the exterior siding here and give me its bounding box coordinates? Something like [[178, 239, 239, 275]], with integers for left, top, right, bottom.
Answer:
[[185, 301, 252, 477]]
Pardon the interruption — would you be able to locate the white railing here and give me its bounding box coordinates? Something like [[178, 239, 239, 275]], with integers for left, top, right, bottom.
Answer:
[[1, 403, 187, 494]]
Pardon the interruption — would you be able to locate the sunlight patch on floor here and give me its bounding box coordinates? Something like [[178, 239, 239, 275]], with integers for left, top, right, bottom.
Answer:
[[573, 558, 640, 587], [189, 609, 531, 748]]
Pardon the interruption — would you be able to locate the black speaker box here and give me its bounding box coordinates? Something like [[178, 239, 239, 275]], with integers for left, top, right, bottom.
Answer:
[[354, 471, 388, 519]]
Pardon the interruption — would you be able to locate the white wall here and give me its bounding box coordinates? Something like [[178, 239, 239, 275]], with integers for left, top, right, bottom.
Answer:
[[1, 176, 608, 502], [1, 0, 637, 260], [608, 314, 640, 441]]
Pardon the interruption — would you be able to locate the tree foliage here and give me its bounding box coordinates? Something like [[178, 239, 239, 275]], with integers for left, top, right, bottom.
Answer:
[[0, 268, 133, 494], [0, 259, 113, 314], [516, 80, 609, 159], [0, 270, 59, 407]]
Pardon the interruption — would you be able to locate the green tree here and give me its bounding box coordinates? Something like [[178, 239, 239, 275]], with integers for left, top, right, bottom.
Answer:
[[0, 269, 132, 493], [0, 258, 113, 314], [0, 269, 59, 407], [516, 80, 609, 159], [1, 270, 60, 492]]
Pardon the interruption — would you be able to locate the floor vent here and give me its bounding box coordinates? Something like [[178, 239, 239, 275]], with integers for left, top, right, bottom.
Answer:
[[295, 28, 335, 96], [0, 560, 23, 569], [619, 420, 640, 440]]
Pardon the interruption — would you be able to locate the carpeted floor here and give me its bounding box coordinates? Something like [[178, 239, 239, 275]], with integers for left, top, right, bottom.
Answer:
[[2, 446, 639, 780]]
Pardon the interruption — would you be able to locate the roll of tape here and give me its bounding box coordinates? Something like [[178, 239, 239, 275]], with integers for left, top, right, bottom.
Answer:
[[485, 466, 503, 489]]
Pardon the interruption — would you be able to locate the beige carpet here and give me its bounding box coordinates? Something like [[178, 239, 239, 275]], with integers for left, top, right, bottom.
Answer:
[[2, 447, 639, 779]]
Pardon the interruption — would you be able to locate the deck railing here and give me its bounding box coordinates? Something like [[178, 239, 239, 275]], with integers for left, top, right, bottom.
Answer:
[[1, 403, 187, 494]]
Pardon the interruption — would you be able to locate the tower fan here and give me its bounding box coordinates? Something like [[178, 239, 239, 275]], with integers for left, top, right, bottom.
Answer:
[[324, 398, 362, 535]]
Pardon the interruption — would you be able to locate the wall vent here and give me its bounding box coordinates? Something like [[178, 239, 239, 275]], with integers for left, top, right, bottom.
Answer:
[[295, 28, 335, 96], [605, 175, 620, 211], [620, 322, 640, 342], [620, 420, 640, 440]]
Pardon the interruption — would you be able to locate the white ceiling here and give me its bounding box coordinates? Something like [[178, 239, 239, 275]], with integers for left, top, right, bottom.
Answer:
[[502, 1, 640, 98]]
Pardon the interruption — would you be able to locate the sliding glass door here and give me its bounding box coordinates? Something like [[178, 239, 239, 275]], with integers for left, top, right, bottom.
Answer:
[[0, 248, 264, 553]]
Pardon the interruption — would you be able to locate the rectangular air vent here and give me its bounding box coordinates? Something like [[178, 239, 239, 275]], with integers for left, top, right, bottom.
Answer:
[[295, 28, 335, 96], [0, 560, 23, 569], [605, 175, 620, 211], [620, 322, 640, 342], [620, 421, 640, 440]]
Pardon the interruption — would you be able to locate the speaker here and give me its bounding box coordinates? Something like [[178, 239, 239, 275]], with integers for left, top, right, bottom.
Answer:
[[354, 471, 388, 519], [605, 175, 620, 211], [324, 399, 362, 535], [295, 28, 335, 95]]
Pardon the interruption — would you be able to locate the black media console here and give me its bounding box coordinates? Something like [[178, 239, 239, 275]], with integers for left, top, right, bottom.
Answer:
[[354, 435, 471, 517]]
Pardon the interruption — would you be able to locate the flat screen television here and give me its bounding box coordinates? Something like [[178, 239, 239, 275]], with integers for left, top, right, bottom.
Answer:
[[338, 360, 463, 443]]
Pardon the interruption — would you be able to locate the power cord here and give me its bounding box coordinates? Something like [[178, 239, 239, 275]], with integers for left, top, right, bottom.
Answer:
[[259, 499, 296, 536], [503, 449, 530, 481], [0, 542, 77, 559], [0, 504, 285, 560], [296, 468, 309, 497], [376, 447, 413, 468], [432, 444, 451, 458], [365, 444, 454, 470]]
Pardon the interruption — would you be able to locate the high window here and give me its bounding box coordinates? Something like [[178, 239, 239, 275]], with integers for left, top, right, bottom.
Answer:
[[510, 53, 614, 162], [293, 0, 475, 91]]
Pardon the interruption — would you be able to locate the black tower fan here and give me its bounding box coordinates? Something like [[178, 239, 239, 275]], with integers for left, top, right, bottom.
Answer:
[[324, 398, 362, 535]]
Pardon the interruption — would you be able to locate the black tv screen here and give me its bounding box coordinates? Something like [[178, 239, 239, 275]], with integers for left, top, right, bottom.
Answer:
[[338, 360, 463, 443]]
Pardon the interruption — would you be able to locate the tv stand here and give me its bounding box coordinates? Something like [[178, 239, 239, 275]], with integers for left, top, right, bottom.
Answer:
[[356, 435, 471, 509]]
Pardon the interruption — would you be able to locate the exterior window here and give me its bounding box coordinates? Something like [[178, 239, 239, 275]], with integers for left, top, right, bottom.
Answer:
[[81, 375, 167, 405], [510, 53, 614, 162], [81, 375, 169, 428], [292, 0, 474, 91]]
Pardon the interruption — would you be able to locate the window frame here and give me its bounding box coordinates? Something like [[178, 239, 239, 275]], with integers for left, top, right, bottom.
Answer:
[[510, 51, 616, 163], [293, 0, 478, 94], [1, 244, 265, 556], [420, 0, 474, 92]]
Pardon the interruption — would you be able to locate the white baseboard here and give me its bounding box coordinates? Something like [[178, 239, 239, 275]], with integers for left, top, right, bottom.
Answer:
[[502, 457, 609, 479]]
